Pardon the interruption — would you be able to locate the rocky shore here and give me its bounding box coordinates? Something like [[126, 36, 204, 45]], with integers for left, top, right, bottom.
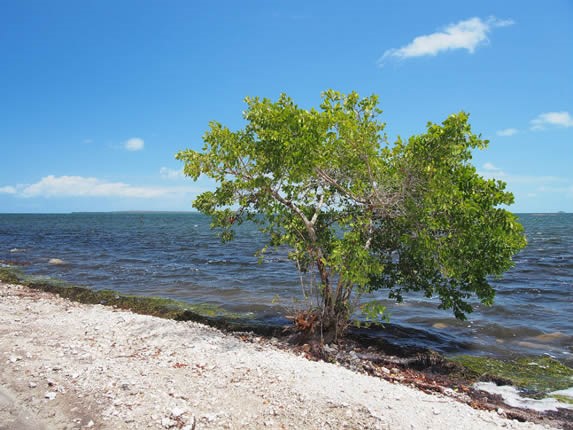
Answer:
[[0, 281, 559, 429]]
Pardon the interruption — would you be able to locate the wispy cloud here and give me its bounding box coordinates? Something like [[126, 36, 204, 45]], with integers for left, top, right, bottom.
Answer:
[[160, 167, 184, 180], [0, 186, 17, 194], [124, 137, 145, 151], [530, 111, 573, 130], [1, 175, 194, 199], [480, 163, 566, 186], [496, 128, 518, 137], [536, 184, 573, 197], [479, 162, 573, 209], [482, 162, 500, 172], [379, 17, 513, 65]]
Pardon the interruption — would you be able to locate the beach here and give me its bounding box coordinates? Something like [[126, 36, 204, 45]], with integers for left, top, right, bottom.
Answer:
[[0, 281, 558, 430]]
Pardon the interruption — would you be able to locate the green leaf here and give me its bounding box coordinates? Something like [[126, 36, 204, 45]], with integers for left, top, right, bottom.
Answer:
[[177, 90, 526, 339]]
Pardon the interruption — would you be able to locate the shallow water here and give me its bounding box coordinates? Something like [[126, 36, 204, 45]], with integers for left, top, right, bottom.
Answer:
[[1, 212, 572, 364]]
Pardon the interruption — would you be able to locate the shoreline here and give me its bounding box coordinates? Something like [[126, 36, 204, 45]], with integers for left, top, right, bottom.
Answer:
[[3, 264, 572, 369], [0, 281, 564, 429], [2, 211, 572, 366]]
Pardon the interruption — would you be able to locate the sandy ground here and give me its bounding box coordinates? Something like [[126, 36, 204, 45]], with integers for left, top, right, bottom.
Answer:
[[0, 281, 556, 430]]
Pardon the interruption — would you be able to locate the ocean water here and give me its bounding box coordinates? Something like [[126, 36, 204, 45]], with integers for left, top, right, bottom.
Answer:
[[1, 212, 572, 364]]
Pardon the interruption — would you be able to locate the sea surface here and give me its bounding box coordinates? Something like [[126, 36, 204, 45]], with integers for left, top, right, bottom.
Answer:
[[1, 212, 572, 365]]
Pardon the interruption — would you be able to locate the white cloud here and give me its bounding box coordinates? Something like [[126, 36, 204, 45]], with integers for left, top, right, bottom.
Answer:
[[530, 112, 573, 130], [124, 137, 144, 151], [479, 163, 573, 209], [0, 186, 17, 194], [19, 175, 182, 199], [380, 17, 514, 64], [480, 163, 565, 186], [160, 167, 184, 180], [482, 162, 497, 171], [537, 185, 573, 195], [496, 128, 518, 137]]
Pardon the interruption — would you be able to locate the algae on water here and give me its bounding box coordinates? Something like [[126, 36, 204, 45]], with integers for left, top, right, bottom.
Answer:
[[452, 354, 573, 395], [0, 267, 21, 284], [0, 266, 242, 321]]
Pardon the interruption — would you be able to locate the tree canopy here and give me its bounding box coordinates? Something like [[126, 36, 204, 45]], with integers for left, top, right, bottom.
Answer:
[[176, 90, 526, 341]]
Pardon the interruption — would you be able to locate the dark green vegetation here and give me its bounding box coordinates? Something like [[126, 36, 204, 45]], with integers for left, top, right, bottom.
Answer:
[[177, 90, 527, 341], [453, 355, 573, 397], [0, 267, 266, 333]]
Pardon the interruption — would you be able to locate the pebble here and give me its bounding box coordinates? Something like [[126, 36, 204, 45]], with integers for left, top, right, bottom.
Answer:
[[161, 417, 176, 428], [48, 258, 66, 265], [171, 407, 186, 418], [323, 344, 336, 354], [2, 281, 553, 430], [202, 413, 217, 422]]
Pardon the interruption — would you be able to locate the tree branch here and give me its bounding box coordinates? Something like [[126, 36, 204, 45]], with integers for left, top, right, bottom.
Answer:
[[310, 194, 325, 226]]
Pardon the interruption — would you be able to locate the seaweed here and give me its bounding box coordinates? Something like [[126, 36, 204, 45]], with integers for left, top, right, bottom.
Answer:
[[0, 266, 243, 322], [451, 354, 573, 396]]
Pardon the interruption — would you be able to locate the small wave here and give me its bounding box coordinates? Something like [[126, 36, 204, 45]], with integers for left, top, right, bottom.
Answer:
[[262, 257, 290, 263], [207, 259, 230, 265], [116, 258, 148, 264]]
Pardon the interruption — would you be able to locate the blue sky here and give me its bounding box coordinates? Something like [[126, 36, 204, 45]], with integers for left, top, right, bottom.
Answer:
[[1, 0, 571, 213]]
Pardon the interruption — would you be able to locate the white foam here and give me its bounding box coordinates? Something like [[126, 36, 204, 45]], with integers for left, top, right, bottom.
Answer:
[[550, 386, 573, 398], [474, 382, 573, 412]]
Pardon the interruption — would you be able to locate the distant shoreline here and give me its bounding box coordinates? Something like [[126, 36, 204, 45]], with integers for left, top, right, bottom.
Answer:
[[0, 211, 570, 215]]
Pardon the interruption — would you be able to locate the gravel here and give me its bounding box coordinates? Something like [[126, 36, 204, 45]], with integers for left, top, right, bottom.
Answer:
[[0, 281, 556, 429]]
